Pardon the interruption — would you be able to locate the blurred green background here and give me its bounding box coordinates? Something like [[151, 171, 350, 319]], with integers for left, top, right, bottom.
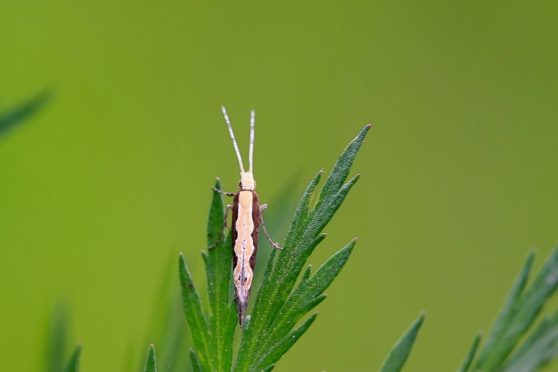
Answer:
[[1, 1, 558, 371]]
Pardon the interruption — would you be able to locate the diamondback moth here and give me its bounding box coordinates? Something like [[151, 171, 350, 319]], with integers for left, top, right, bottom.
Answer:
[[217, 106, 281, 326]]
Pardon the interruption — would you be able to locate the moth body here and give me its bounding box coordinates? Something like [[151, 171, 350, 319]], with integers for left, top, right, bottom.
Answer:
[[231, 189, 260, 323], [220, 107, 280, 326]]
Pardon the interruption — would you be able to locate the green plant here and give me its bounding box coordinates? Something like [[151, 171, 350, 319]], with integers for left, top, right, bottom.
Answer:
[[43, 305, 82, 372], [175, 123, 558, 371], [34, 119, 558, 371], [380, 313, 425, 372], [179, 124, 372, 371], [0, 90, 51, 138], [378, 248, 558, 372], [143, 345, 158, 372], [65, 345, 82, 372], [470, 249, 558, 371]]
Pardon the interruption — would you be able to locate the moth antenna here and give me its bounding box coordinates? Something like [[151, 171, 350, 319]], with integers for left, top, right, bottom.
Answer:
[[249, 110, 255, 173], [221, 106, 245, 173]]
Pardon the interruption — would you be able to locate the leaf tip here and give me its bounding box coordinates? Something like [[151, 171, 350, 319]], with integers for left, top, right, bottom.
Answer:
[[201, 251, 209, 261], [243, 315, 251, 329], [213, 178, 222, 190]]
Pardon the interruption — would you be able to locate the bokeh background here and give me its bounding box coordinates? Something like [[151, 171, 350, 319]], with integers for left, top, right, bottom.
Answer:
[[1, 1, 558, 371]]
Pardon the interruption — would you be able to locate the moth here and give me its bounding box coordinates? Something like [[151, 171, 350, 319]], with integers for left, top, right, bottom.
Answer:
[[218, 106, 281, 326]]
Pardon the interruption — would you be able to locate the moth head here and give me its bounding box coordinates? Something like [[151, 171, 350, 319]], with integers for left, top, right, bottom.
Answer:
[[240, 171, 256, 191]]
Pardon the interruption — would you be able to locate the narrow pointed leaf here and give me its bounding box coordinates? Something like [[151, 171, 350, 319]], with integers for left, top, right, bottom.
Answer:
[[207, 178, 225, 248], [261, 176, 359, 332], [310, 174, 360, 239], [299, 265, 312, 287], [258, 314, 318, 370], [288, 239, 355, 317], [141, 256, 189, 372], [259, 240, 356, 354], [204, 179, 236, 371], [381, 313, 425, 372], [0, 90, 52, 138], [476, 252, 534, 368], [283, 170, 323, 249], [189, 349, 203, 372], [458, 333, 481, 372], [64, 345, 82, 372], [143, 345, 157, 372], [178, 254, 211, 370], [316, 124, 371, 209], [44, 304, 68, 372], [476, 249, 558, 370], [503, 312, 558, 371]]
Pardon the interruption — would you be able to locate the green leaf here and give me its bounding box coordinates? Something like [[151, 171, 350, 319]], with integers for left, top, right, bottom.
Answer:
[[503, 311, 558, 371], [206, 178, 226, 248], [475, 252, 534, 368], [235, 125, 371, 372], [141, 255, 189, 372], [258, 164, 360, 333], [315, 124, 371, 210], [189, 349, 203, 372], [204, 179, 236, 371], [44, 304, 69, 372], [380, 313, 425, 372], [64, 345, 82, 372], [475, 249, 558, 370], [299, 265, 312, 287], [143, 344, 157, 372], [178, 254, 211, 370], [0, 90, 52, 138], [458, 333, 481, 372], [282, 169, 323, 249], [257, 239, 356, 359], [258, 313, 318, 370]]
